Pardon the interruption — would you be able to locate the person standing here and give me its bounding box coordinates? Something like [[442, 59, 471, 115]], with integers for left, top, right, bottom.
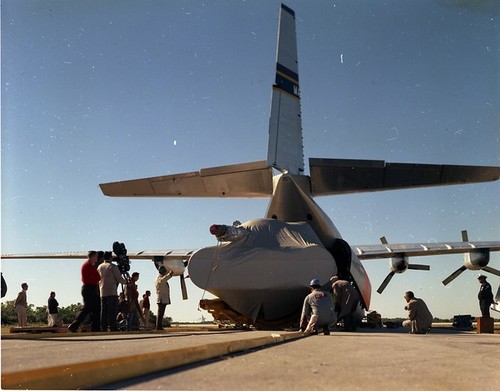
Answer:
[[47, 291, 59, 327], [155, 266, 173, 330], [477, 275, 494, 317], [141, 290, 151, 329], [402, 291, 433, 334], [97, 252, 127, 331], [68, 251, 101, 332], [96, 251, 105, 268], [15, 283, 28, 327], [299, 279, 337, 335], [126, 272, 141, 331]]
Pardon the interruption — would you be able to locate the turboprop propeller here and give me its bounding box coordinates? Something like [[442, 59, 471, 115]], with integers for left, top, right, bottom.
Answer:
[[376, 236, 430, 294], [442, 230, 500, 286]]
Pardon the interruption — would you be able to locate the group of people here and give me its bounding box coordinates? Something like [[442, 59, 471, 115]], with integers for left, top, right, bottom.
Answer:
[[299, 276, 361, 335], [300, 274, 496, 336], [9, 258, 497, 333], [401, 274, 496, 334], [66, 250, 174, 332], [298, 275, 434, 335], [12, 283, 59, 328]]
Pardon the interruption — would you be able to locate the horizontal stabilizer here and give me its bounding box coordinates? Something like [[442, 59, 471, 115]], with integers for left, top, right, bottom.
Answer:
[[310, 158, 500, 195], [100, 161, 273, 198]]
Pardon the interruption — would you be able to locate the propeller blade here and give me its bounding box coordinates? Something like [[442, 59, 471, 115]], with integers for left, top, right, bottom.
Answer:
[[180, 274, 188, 300], [482, 266, 500, 277], [377, 271, 395, 294], [408, 264, 430, 271], [442, 266, 467, 286]]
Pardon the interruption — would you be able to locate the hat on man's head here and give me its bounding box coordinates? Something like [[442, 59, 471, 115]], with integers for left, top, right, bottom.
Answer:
[[477, 274, 487, 280], [310, 278, 321, 287]]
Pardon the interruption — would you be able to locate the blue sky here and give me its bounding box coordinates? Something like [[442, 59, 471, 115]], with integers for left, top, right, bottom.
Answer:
[[2, 0, 499, 322]]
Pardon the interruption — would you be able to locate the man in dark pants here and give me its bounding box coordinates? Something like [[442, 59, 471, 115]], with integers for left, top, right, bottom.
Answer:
[[331, 276, 360, 331], [68, 251, 102, 332], [477, 275, 494, 317], [155, 266, 173, 330], [98, 252, 127, 331]]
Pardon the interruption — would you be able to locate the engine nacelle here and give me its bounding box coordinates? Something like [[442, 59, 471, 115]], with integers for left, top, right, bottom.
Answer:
[[153, 256, 186, 276], [464, 249, 490, 270], [390, 255, 409, 274]]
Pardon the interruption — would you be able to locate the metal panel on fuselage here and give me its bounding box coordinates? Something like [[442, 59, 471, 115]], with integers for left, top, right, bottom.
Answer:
[[266, 173, 372, 310]]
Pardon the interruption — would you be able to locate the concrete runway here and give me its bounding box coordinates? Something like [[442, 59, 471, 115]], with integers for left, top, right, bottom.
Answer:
[[2, 327, 499, 390]]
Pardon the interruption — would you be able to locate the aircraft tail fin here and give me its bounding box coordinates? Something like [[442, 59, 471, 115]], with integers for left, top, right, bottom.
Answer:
[[266, 3, 304, 175]]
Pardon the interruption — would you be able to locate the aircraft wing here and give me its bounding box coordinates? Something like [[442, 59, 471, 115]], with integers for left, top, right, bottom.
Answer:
[[310, 158, 500, 196], [352, 241, 500, 260], [100, 161, 273, 198], [6, 241, 498, 262], [1, 250, 197, 261]]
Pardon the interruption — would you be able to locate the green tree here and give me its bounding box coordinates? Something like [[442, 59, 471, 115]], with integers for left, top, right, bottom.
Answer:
[[29, 305, 49, 324], [1, 301, 83, 326], [1, 302, 174, 327], [58, 303, 83, 324], [1, 300, 17, 324]]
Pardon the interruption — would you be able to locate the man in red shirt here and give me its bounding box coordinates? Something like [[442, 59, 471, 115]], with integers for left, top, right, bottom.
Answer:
[[68, 251, 102, 332]]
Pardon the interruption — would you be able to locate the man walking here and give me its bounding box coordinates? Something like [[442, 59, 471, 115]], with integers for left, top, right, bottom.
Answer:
[[68, 250, 101, 332]]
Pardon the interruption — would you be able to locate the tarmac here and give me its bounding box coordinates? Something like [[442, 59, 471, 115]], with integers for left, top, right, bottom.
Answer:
[[1, 326, 499, 390]]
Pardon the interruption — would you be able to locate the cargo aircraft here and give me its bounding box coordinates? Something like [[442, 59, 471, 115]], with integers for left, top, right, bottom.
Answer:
[[3, 4, 500, 328]]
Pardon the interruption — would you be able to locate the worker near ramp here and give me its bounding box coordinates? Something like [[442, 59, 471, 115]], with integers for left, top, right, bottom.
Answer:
[[300, 279, 337, 335], [402, 291, 433, 334], [330, 276, 360, 331]]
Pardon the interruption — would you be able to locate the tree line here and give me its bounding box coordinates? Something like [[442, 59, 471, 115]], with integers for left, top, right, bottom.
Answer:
[[1, 300, 83, 325]]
